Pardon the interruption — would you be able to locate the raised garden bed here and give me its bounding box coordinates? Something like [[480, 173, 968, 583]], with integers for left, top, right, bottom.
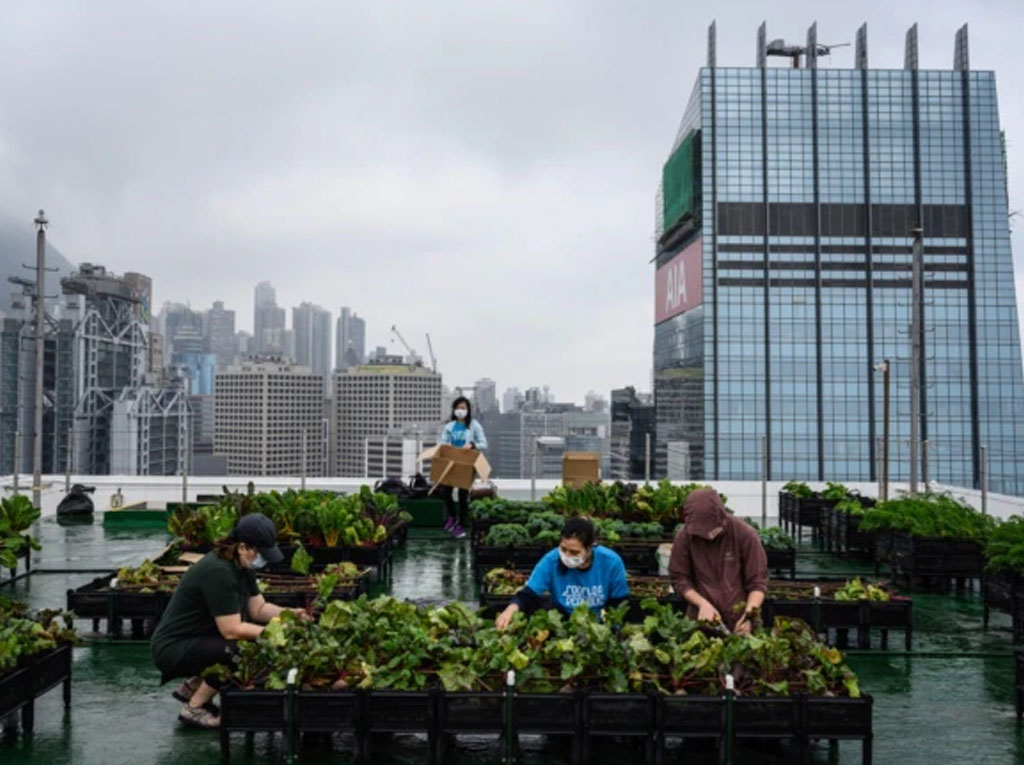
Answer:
[[982, 569, 1024, 642], [0, 644, 72, 736], [67, 570, 369, 637], [821, 499, 876, 557], [887, 532, 984, 590], [220, 685, 872, 764], [778, 491, 827, 544], [767, 546, 797, 580], [1015, 649, 1024, 721], [763, 581, 913, 650]]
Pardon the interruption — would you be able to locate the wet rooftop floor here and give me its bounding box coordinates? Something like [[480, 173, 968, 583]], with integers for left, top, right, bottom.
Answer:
[[2, 516, 1023, 764]]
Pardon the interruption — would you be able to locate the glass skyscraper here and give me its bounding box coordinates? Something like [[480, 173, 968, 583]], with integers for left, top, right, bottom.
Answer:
[[653, 22, 1024, 495]]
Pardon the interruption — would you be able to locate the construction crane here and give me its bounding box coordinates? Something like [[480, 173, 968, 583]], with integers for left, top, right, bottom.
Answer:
[[425, 333, 437, 373], [767, 38, 850, 67], [389, 325, 422, 366]]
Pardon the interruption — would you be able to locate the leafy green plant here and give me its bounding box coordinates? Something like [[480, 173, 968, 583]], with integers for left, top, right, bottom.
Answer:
[[822, 482, 854, 501], [834, 577, 890, 602], [0, 495, 40, 569], [985, 516, 1024, 575], [743, 518, 795, 550], [782, 481, 814, 499], [483, 524, 534, 548], [0, 597, 80, 673], [211, 596, 860, 699], [835, 498, 865, 517], [858, 492, 994, 539]]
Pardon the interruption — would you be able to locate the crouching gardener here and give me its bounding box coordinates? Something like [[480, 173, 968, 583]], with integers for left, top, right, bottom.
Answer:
[[151, 513, 304, 728], [494, 517, 629, 629], [668, 487, 768, 635]]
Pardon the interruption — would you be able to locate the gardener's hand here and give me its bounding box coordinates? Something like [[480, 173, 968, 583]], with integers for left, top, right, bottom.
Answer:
[[697, 601, 720, 623], [295, 608, 314, 623], [734, 614, 752, 636], [495, 604, 519, 631]]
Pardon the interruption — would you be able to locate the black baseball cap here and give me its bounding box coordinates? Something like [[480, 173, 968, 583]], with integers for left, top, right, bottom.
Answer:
[[231, 513, 284, 564]]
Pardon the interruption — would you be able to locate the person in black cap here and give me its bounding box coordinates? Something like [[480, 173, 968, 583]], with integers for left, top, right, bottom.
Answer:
[[151, 512, 305, 728]]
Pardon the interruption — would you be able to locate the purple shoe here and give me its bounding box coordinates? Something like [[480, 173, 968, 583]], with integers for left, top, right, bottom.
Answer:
[[452, 524, 467, 539], [443, 518, 455, 532]]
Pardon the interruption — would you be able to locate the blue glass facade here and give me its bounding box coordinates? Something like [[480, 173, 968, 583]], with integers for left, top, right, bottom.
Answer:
[[654, 62, 1024, 495]]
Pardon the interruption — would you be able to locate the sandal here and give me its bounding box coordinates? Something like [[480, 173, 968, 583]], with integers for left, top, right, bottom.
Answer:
[[172, 676, 202, 703], [178, 704, 221, 729]]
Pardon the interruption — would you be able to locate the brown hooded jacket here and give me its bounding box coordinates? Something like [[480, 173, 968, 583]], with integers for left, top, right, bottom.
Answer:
[[667, 488, 769, 625]]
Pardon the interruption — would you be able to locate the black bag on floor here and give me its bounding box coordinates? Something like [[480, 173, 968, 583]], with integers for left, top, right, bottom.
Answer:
[[57, 484, 96, 519]]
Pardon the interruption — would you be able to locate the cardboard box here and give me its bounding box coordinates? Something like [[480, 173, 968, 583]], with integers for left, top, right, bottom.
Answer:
[[562, 451, 601, 489], [417, 444, 492, 492]]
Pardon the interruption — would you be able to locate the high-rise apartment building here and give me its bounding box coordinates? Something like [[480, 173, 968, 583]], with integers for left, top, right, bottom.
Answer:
[[253, 281, 287, 356], [653, 22, 1024, 493], [473, 378, 499, 414], [214, 358, 326, 476], [293, 302, 332, 376], [333, 361, 442, 477], [204, 301, 237, 366], [335, 307, 366, 371]]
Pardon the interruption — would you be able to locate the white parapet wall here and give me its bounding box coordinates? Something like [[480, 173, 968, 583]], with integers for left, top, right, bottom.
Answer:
[[10, 475, 1024, 524]]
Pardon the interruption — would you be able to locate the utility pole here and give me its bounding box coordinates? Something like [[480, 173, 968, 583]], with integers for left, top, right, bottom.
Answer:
[[32, 211, 47, 510], [873, 359, 891, 501], [64, 426, 72, 494], [909, 228, 923, 494], [644, 432, 651, 483]]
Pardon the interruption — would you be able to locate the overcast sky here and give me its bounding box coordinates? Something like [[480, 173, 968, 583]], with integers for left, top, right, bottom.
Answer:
[[1, 1, 1022, 404]]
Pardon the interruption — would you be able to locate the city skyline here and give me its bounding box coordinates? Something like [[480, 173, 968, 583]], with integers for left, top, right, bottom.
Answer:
[[1, 3, 1023, 405]]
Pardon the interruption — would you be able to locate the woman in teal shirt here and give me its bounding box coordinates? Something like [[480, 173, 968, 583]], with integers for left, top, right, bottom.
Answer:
[[438, 396, 488, 539]]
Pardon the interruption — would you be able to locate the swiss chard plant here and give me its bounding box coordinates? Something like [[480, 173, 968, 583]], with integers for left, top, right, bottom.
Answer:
[[0, 495, 40, 570]]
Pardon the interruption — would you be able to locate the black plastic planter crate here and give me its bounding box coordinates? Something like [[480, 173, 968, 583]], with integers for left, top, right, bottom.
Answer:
[[615, 542, 661, 575], [982, 570, 1024, 641], [295, 690, 360, 733], [514, 691, 580, 735], [767, 547, 797, 580], [803, 694, 873, 737], [890, 533, 984, 585], [365, 689, 433, 732], [0, 665, 31, 719], [0, 645, 72, 736], [733, 696, 801, 737], [657, 694, 724, 736], [835, 510, 875, 556], [1015, 650, 1024, 720], [438, 691, 504, 733], [474, 544, 548, 571], [221, 688, 287, 732]]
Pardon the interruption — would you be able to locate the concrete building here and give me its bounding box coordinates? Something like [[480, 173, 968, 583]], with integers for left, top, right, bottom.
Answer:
[[293, 302, 332, 377], [653, 22, 1024, 494], [253, 281, 287, 356], [610, 387, 656, 480], [473, 378, 499, 414], [204, 301, 237, 366], [364, 427, 440, 479], [502, 387, 523, 414], [214, 358, 326, 476], [0, 264, 190, 476], [333, 361, 442, 477], [335, 307, 366, 371]]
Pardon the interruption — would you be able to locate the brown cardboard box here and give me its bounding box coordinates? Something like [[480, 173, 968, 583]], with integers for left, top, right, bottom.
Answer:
[[417, 444, 492, 492], [562, 451, 601, 489]]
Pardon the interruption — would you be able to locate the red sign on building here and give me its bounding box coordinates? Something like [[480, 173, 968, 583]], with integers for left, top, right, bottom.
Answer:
[[654, 237, 702, 324]]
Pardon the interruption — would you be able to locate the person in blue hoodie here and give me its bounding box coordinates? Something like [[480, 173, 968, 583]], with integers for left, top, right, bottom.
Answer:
[[494, 517, 630, 629], [439, 396, 488, 539]]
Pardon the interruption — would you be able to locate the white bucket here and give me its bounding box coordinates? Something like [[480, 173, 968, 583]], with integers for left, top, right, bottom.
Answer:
[[657, 542, 673, 576]]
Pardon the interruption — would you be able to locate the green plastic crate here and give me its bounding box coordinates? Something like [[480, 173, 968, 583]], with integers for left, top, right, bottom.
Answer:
[[103, 506, 170, 529], [399, 497, 446, 528]]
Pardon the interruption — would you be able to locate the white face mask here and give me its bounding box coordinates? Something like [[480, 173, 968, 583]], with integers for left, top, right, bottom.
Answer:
[[560, 551, 586, 569], [243, 550, 267, 569], [454, 409, 468, 420]]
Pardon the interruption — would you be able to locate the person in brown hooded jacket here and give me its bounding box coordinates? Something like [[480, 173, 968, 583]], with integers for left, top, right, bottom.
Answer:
[[668, 488, 768, 634]]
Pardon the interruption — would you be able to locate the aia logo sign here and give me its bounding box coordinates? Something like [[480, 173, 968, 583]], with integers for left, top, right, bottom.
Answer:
[[664, 261, 688, 313], [655, 237, 703, 324]]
